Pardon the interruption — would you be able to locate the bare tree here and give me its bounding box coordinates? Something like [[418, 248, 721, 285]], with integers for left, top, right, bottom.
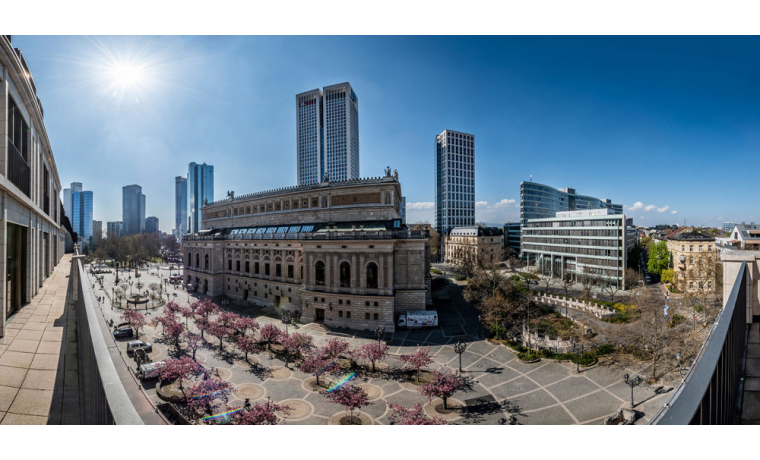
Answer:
[[557, 273, 573, 298]]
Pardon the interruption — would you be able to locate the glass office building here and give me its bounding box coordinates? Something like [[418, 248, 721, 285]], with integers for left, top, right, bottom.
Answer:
[[296, 82, 359, 185], [175, 176, 187, 239], [520, 181, 623, 227], [63, 182, 93, 245], [188, 162, 213, 234], [122, 184, 146, 235], [434, 129, 475, 236]]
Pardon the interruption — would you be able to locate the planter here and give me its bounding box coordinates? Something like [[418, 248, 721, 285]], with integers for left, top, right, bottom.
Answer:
[[157, 379, 188, 403], [517, 357, 541, 364]]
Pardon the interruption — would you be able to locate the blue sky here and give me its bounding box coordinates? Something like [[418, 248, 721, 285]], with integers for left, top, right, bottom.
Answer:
[[14, 35, 760, 232]]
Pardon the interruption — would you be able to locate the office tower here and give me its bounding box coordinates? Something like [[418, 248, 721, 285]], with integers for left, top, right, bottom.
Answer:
[[145, 216, 159, 234], [296, 82, 359, 185], [93, 220, 102, 239], [400, 196, 407, 224], [175, 176, 187, 238], [107, 221, 123, 238], [434, 129, 475, 236], [63, 182, 92, 245], [520, 181, 623, 227], [122, 184, 146, 235], [188, 162, 214, 234]]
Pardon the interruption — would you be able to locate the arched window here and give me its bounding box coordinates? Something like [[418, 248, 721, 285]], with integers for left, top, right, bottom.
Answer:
[[340, 262, 351, 288], [205, 254, 209, 270], [195, 253, 199, 268], [366, 262, 378, 289], [315, 261, 325, 286]]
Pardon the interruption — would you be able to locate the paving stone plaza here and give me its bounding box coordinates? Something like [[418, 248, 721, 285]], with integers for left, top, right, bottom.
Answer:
[[79, 262, 678, 425]]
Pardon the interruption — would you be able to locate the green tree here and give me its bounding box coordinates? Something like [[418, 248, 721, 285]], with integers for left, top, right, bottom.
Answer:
[[661, 268, 675, 284], [647, 241, 670, 275], [641, 236, 654, 250]]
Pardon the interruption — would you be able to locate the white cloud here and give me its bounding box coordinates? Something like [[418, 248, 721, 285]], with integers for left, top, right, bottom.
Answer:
[[671, 210, 678, 214], [626, 202, 673, 213], [475, 201, 488, 208], [406, 201, 434, 210], [493, 198, 517, 209], [475, 198, 519, 224]]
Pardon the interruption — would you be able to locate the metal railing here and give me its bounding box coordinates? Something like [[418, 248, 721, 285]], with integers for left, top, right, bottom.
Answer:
[[650, 262, 748, 425], [72, 250, 143, 425], [7, 138, 30, 197]]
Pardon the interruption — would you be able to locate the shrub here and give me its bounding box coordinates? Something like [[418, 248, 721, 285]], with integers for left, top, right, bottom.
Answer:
[[694, 304, 704, 313], [596, 344, 615, 355], [430, 269, 443, 275], [518, 351, 540, 361], [490, 324, 507, 340], [454, 274, 466, 281]]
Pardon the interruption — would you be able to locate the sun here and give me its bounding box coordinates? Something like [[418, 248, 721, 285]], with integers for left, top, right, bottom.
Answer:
[[108, 62, 145, 89]]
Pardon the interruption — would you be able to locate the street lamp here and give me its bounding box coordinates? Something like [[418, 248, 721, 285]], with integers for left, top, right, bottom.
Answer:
[[623, 374, 642, 409], [374, 326, 385, 346], [573, 342, 583, 374], [454, 341, 467, 372]]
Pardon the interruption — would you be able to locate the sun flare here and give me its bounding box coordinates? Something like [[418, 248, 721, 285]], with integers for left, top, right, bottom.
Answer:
[[108, 62, 145, 89]]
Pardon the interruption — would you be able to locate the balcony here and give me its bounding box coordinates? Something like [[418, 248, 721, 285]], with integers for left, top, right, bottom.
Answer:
[[7, 138, 30, 197]]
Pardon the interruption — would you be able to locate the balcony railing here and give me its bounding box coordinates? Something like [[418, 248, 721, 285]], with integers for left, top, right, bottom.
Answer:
[[650, 262, 748, 425], [7, 138, 30, 197], [72, 250, 143, 425]]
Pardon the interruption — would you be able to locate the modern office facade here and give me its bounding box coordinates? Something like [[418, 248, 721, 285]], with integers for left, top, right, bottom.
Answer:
[[93, 220, 102, 240], [722, 221, 737, 235], [521, 209, 630, 288], [503, 222, 521, 255], [63, 181, 93, 246], [175, 176, 187, 239], [145, 216, 159, 234], [188, 162, 213, 234], [184, 170, 430, 332], [122, 184, 145, 236], [520, 181, 622, 227], [296, 82, 359, 185], [434, 129, 475, 237], [0, 36, 66, 337], [107, 221, 123, 238]]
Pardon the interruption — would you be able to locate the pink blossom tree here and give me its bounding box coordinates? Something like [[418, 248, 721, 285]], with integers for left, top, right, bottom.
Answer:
[[157, 357, 206, 398], [194, 300, 219, 340], [280, 332, 314, 361], [179, 306, 195, 327], [228, 400, 293, 425], [233, 316, 259, 338], [120, 309, 146, 337], [163, 316, 186, 351], [386, 402, 447, 425], [299, 349, 338, 387], [187, 377, 232, 416], [398, 345, 434, 382], [259, 323, 282, 351], [164, 300, 182, 317], [419, 368, 470, 410], [356, 342, 389, 372], [184, 332, 204, 360], [325, 384, 369, 425], [236, 335, 259, 363], [322, 338, 350, 360]]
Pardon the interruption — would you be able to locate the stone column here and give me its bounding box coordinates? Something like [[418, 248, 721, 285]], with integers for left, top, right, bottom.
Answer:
[[387, 253, 394, 290], [378, 253, 385, 291], [359, 254, 365, 289], [351, 254, 357, 292]]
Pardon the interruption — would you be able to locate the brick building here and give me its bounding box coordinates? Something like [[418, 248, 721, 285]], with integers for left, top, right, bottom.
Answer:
[[183, 170, 431, 332]]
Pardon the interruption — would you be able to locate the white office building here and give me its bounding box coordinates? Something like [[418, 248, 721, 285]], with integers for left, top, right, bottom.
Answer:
[[434, 129, 475, 236], [296, 82, 359, 185]]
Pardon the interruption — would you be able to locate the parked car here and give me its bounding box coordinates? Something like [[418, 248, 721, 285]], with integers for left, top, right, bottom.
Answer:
[[127, 340, 153, 355], [112, 327, 134, 339], [397, 310, 439, 329], [138, 360, 166, 380]]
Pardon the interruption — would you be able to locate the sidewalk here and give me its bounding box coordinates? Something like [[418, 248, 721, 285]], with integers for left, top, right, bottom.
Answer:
[[0, 254, 80, 424]]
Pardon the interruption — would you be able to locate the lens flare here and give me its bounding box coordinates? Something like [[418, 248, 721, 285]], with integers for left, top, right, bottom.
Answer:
[[200, 407, 243, 421], [326, 372, 356, 393]]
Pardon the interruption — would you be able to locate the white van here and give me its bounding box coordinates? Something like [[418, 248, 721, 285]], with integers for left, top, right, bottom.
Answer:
[[138, 360, 166, 380], [397, 310, 438, 329]]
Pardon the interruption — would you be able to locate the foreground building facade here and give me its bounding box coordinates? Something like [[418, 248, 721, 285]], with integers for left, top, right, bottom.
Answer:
[[183, 171, 431, 332], [0, 36, 66, 336]]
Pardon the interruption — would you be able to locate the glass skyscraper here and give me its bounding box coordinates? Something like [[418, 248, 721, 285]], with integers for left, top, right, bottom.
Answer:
[[175, 176, 187, 239], [434, 129, 475, 236], [63, 182, 93, 245], [188, 162, 213, 234], [122, 184, 146, 235], [520, 182, 623, 227], [296, 82, 359, 185]]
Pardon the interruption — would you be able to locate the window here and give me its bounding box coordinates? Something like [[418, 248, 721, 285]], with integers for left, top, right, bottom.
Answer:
[[205, 254, 209, 270], [254, 262, 260, 274], [373, 313, 379, 320], [188, 252, 192, 266], [195, 253, 200, 268], [347, 300, 351, 306], [265, 263, 270, 276], [366, 262, 378, 289], [340, 262, 351, 287], [228, 260, 232, 270], [339, 299, 343, 305], [276, 264, 282, 277], [699, 246, 703, 252], [236, 260, 241, 272], [314, 297, 318, 302], [374, 302, 378, 307], [365, 301, 370, 306], [339, 310, 343, 318], [315, 261, 325, 286], [288, 265, 294, 278], [365, 312, 370, 320], [346, 311, 351, 319], [245, 261, 250, 273], [690, 245, 693, 252]]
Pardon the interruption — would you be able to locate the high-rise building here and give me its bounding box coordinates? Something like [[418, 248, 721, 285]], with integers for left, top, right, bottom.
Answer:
[[145, 216, 159, 234], [93, 220, 102, 239], [122, 184, 146, 236], [296, 82, 359, 185], [400, 196, 407, 225], [107, 221, 123, 238], [434, 129, 475, 236], [520, 181, 622, 227], [63, 182, 93, 245], [188, 162, 213, 234], [175, 176, 187, 239]]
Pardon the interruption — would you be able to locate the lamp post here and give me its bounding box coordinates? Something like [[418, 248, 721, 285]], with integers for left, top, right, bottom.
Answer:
[[454, 341, 467, 373], [374, 326, 385, 346], [623, 374, 642, 409], [573, 342, 583, 374]]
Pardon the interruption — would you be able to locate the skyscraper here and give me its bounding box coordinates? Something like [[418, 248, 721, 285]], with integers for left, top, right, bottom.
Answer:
[[188, 162, 213, 234], [175, 176, 187, 239], [145, 216, 159, 234], [107, 221, 123, 238], [63, 182, 93, 245], [434, 129, 475, 236], [122, 184, 146, 235], [296, 82, 359, 185], [93, 220, 102, 240]]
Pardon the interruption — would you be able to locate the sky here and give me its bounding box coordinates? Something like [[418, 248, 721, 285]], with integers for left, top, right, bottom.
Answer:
[[12, 35, 760, 232]]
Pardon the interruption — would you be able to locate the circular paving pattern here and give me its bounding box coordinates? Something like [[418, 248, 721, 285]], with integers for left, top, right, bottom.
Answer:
[[269, 366, 292, 381], [277, 399, 313, 421], [148, 347, 163, 359], [423, 398, 464, 422], [302, 376, 332, 393], [358, 383, 383, 401], [211, 367, 233, 381], [328, 410, 373, 425], [234, 356, 259, 367], [234, 383, 266, 401]]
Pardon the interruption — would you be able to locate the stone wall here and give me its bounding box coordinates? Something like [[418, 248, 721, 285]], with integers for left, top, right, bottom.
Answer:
[[530, 293, 618, 319]]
